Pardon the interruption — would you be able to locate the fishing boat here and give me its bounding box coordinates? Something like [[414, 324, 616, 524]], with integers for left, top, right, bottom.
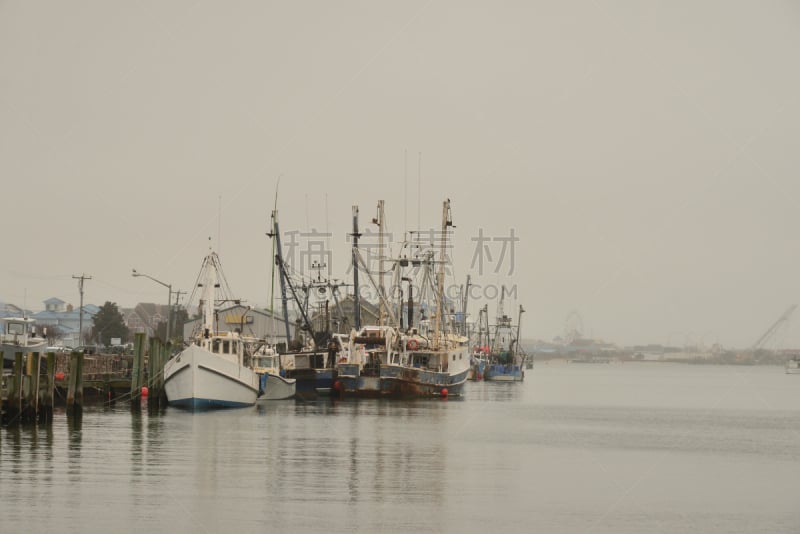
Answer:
[[484, 296, 526, 382], [269, 210, 340, 400], [786, 355, 800, 374], [1, 316, 47, 368], [163, 252, 259, 409], [336, 200, 471, 398], [250, 342, 296, 400], [468, 305, 491, 380], [468, 347, 489, 380]]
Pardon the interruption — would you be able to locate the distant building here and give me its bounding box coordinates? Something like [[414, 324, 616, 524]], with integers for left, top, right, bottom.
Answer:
[[32, 298, 99, 347], [182, 304, 296, 344], [122, 303, 171, 339], [309, 296, 380, 334], [0, 301, 27, 318]]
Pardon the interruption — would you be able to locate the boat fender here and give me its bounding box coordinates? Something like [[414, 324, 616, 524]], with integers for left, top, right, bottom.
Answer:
[[406, 339, 419, 351]]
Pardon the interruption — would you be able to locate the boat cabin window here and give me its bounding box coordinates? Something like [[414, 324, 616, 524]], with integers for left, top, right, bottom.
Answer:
[[257, 356, 276, 368], [222, 340, 230, 354], [411, 354, 429, 368], [7, 322, 24, 335]]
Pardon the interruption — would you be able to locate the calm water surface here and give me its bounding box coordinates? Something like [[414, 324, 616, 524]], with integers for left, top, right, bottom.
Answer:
[[1, 362, 799, 533]]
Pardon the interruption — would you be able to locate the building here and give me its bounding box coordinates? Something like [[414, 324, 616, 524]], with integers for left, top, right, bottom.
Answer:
[[0, 301, 27, 318], [121, 303, 171, 339], [308, 295, 380, 334], [31, 298, 99, 347], [182, 304, 296, 344]]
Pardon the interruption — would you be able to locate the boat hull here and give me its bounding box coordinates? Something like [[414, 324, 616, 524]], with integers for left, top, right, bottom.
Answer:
[[338, 364, 469, 398], [336, 364, 381, 397], [285, 368, 336, 400], [484, 364, 525, 382], [163, 345, 259, 409], [2, 342, 48, 362], [258, 372, 297, 400], [380, 364, 469, 397]]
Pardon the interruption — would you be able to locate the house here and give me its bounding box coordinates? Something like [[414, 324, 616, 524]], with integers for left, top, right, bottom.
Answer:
[[31, 298, 99, 347], [0, 301, 28, 318], [122, 303, 171, 339]]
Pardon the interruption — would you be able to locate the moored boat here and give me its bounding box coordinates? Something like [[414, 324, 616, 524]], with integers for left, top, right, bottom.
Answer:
[[484, 297, 526, 382], [786, 355, 800, 374], [1, 316, 47, 368], [163, 251, 259, 409], [249, 342, 296, 400], [336, 199, 470, 398]]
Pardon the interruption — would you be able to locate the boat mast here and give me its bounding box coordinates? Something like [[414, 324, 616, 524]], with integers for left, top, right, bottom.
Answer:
[[375, 200, 385, 326], [202, 254, 216, 334], [269, 210, 292, 348], [269, 177, 280, 319], [516, 304, 525, 362], [351, 205, 361, 330], [433, 199, 451, 350], [462, 274, 471, 336]]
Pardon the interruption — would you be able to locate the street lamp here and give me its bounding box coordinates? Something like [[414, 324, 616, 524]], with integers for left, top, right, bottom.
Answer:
[[132, 268, 172, 343]]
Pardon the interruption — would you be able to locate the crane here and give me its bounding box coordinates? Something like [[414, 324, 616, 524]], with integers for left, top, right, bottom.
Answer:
[[751, 304, 797, 351]]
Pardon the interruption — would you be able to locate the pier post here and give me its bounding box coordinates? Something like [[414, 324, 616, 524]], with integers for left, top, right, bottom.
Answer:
[[66, 351, 84, 416], [147, 337, 157, 410], [131, 333, 146, 409], [23, 351, 41, 423], [39, 352, 55, 424], [4, 352, 23, 425]]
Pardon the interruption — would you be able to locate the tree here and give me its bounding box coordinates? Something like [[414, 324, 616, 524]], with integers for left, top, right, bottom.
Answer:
[[43, 324, 66, 346], [153, 306, 189, 343], [91, 301, 130, 346]]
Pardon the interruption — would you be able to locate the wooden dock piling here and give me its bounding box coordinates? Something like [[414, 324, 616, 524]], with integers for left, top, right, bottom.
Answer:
[[131, 333, 146, 410], [21, 352, 41, 423], [4, 352, 24, 424], [66, 351, 84, 415], [40, 353, 55, 424]]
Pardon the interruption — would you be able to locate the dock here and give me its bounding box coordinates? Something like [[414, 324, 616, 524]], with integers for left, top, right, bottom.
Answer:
[[1, 333, 169, 426]]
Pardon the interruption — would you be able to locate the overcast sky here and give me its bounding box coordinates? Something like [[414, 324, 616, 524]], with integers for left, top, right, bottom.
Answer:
[[1, 1, 799, 348]]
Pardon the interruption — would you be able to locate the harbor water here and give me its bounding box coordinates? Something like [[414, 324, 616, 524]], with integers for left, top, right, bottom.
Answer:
[[1, 362, 798, 533]]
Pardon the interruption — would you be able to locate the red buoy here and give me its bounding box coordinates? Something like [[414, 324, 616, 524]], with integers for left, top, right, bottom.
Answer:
[[440, 387, 448, 398], [141, 386, 149, 397], [55, 372, 65, 381]]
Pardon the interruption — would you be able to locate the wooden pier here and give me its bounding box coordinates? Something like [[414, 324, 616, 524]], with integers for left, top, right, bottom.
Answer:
[[1, 333, 170, 427]]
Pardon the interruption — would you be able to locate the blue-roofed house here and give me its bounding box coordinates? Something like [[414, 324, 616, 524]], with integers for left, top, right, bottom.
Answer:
[[32, 298, 98, 347]]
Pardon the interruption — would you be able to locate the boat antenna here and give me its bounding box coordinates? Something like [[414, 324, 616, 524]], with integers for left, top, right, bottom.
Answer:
[[218, 195, 222, 257], [404, 148, 408, 240], [417, 152, 422, 239]]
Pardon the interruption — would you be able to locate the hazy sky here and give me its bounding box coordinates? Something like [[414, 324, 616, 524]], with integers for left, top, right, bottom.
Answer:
[[1, 1, 799, 348]]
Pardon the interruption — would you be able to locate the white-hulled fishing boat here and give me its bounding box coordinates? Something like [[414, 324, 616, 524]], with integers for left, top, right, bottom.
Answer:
[[1, 317, 47, 368], [163, 252, 259, 409]]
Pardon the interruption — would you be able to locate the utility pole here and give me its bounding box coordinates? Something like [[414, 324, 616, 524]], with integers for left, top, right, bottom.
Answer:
[[73, 274, 92, 347]]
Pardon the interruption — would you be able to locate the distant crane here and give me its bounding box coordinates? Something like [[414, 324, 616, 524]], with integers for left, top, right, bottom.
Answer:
[[751, 304, 797, 351]]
